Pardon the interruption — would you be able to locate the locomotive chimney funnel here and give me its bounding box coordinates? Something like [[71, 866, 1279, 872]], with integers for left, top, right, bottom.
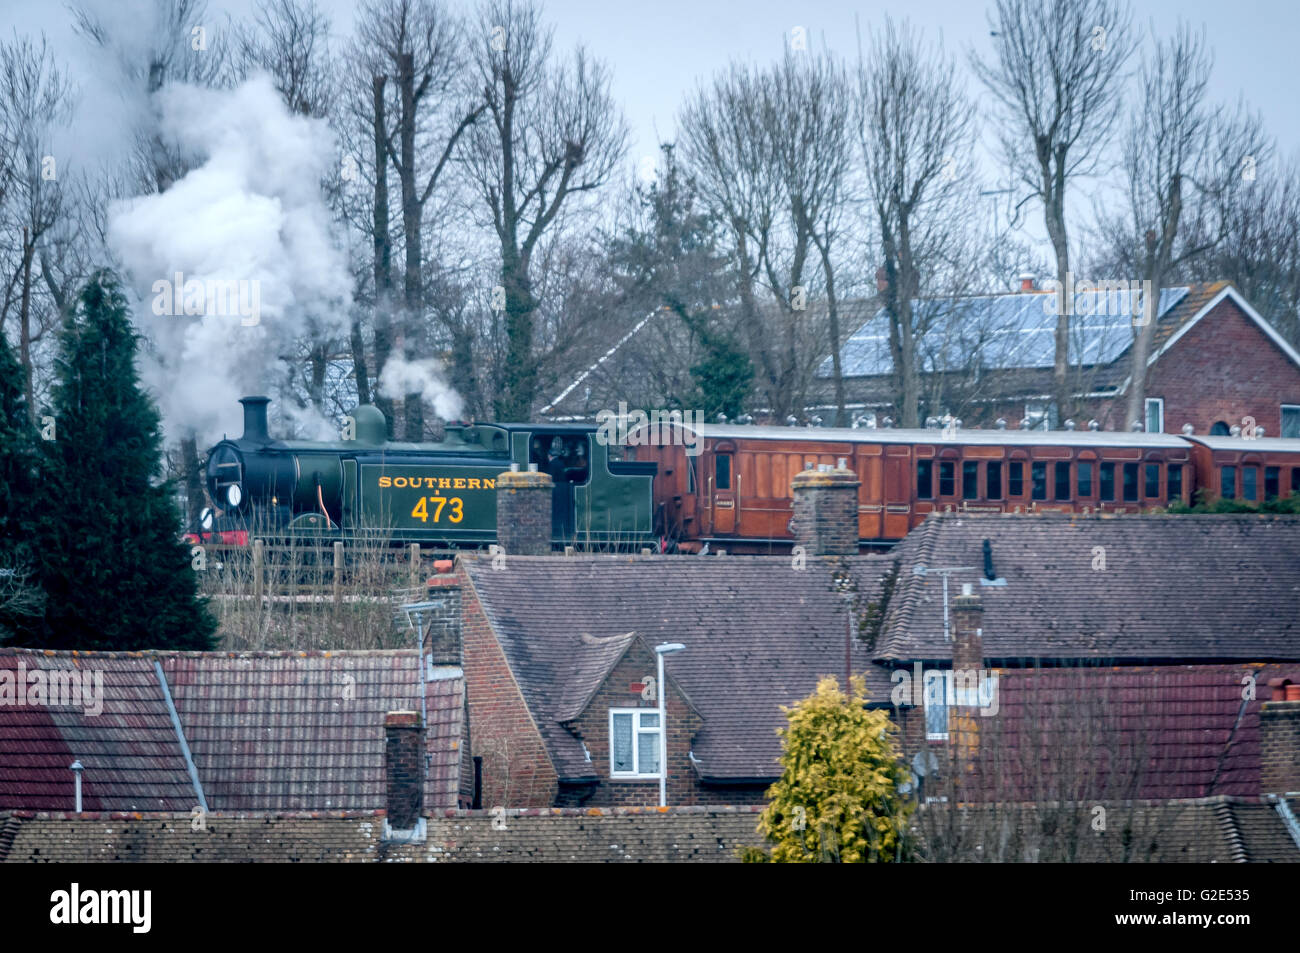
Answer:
[[240, 395, 271, 444]]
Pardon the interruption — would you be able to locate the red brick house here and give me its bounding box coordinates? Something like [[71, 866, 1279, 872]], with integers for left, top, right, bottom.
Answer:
[[819, 281, 1300, 436]]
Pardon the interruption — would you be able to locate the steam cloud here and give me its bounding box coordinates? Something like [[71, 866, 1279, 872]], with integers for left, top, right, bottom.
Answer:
[[109, 73, 350, 442], [378, 356, 464, 421]]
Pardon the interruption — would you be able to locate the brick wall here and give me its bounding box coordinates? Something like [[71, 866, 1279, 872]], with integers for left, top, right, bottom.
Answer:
[[558, 646, 705, 807], [1260, 701, 1300, 795], [1145, 297, 1300, 436], [459, 565, 560, 808], [0, 808, 765, 863]]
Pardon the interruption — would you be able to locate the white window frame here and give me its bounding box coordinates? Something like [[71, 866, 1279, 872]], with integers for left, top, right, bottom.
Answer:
[[608, 708, 662, 779], [1145, 397, 1164, 434], [923, 670, 998, 741], [1024, 402, 1058, 432], [1282, 404, 1300, 439]]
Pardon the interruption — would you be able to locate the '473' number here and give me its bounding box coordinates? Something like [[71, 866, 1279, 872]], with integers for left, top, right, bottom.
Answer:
[[411, 496, 463, 523]]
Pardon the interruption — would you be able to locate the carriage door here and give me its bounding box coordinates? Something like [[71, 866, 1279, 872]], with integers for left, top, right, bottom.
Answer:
[[711, 442, 737, 534]]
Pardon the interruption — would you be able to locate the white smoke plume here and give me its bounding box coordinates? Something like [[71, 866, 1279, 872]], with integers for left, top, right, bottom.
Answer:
[[378, 356, 464, 421], [108, 73, 350, 443]]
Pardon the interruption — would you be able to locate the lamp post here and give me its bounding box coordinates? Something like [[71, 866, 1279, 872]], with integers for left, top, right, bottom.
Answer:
[[654, 642, 686, 807]]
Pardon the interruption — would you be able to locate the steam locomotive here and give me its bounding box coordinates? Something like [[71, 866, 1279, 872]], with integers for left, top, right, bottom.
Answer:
[[190, 396, 658, 548]]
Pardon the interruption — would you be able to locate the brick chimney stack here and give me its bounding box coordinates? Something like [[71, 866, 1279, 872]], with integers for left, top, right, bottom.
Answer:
[[384, 710, 424, 831], [496, 466, 554, 556], [790, 460, 860, 555], [952, 583, 984, 672], [424, 566, 462, 665], [1260, 678, 1300, 795]]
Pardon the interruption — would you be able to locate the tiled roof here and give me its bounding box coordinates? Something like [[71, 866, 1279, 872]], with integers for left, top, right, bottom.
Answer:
[[958, 664, 1298, 801], [0, 649, 463, 812], [463, 554, 899, 781], [878, 513, 1300, 663]]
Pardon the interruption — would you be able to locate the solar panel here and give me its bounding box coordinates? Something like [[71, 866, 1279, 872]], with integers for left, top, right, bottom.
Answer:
[[821, 287, 1190, 378]]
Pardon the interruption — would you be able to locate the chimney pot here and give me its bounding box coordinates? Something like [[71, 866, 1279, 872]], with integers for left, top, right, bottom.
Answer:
[[1018, 272, 1035, 292]]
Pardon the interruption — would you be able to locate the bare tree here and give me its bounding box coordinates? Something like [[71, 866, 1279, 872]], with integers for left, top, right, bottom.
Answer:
[[1108, 25, 1269, 430], [355, 0, 484, 438], [972, 0, 1134, 420], [858, 19, 975, 428], [461, 0, 627, 421], [680, 53, 851, 422], [0, 34, 75, 424]]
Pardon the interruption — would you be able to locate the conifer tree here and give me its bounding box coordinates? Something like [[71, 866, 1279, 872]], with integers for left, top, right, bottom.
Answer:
[[19, 269, 215, 650], [742, 675, 914, 863], [0, 330, 45, 637]]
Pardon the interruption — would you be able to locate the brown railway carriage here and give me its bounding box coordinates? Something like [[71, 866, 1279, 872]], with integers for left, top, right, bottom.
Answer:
[[1185, 435, 1300, 504], [632, 424, 1197, 553]]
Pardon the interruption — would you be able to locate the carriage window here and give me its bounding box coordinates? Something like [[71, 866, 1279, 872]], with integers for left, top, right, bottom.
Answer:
[[1054, 462, 1070, 501], [987, 462, 1003, 500], [687, 455, 696, 493], [531, 433, 591, 485], [1243, 466, 1257, 502], [1031, 462, 1047, 501], [1123, 463, 1139, 502], [1221, 465, 1236, 499], [1168, 464, 1183, 501], [1008, 462, 1023, 496], [1144, 464, 1160, 499], [1100, 462, 1116, 502], [1077, 462, 1093, 497], [939, 461, 956, 496], [1265, 466, 1280, 500], [917, 460, 933, 500], [715, 454, 731, 490], [962, 462, 979, 500]]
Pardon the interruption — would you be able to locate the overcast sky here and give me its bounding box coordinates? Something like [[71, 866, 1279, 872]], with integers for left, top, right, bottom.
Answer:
[[7, 0, 1298, 264]]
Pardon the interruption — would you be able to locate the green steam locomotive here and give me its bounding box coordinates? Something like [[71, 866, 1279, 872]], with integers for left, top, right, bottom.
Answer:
[[192, 396, 658, 549]]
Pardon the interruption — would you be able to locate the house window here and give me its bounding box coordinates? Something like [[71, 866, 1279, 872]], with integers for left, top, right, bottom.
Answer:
[[1100, 462, 1115, 502], [1283, 405, 1300, 439], [924, 672, 949, 740], [1266, 466, 1280, 500], [609, 709, 661, 778], [987, 461, 1003, 500], [715, 454, 731, 490], [1168, 464, 1183, 501], [1008, 461, 1024, 496], [1145, 397, 1164, 434], [1292, 467, 1300, 496], [1054, 462, 1071, 501], [1123, 463, 1139, 502], [917, 460, 934, 499], [1031, 462, 1047, 500], [1024, 402, 1055, 431], [1144, 463, 1160, 499], [962, 461, 979, 500], [1222, 465, 1236, 499], [1243, 466, 1258, 502], [1077, 461, 1093, 497], [939, 461, 956, 496]]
